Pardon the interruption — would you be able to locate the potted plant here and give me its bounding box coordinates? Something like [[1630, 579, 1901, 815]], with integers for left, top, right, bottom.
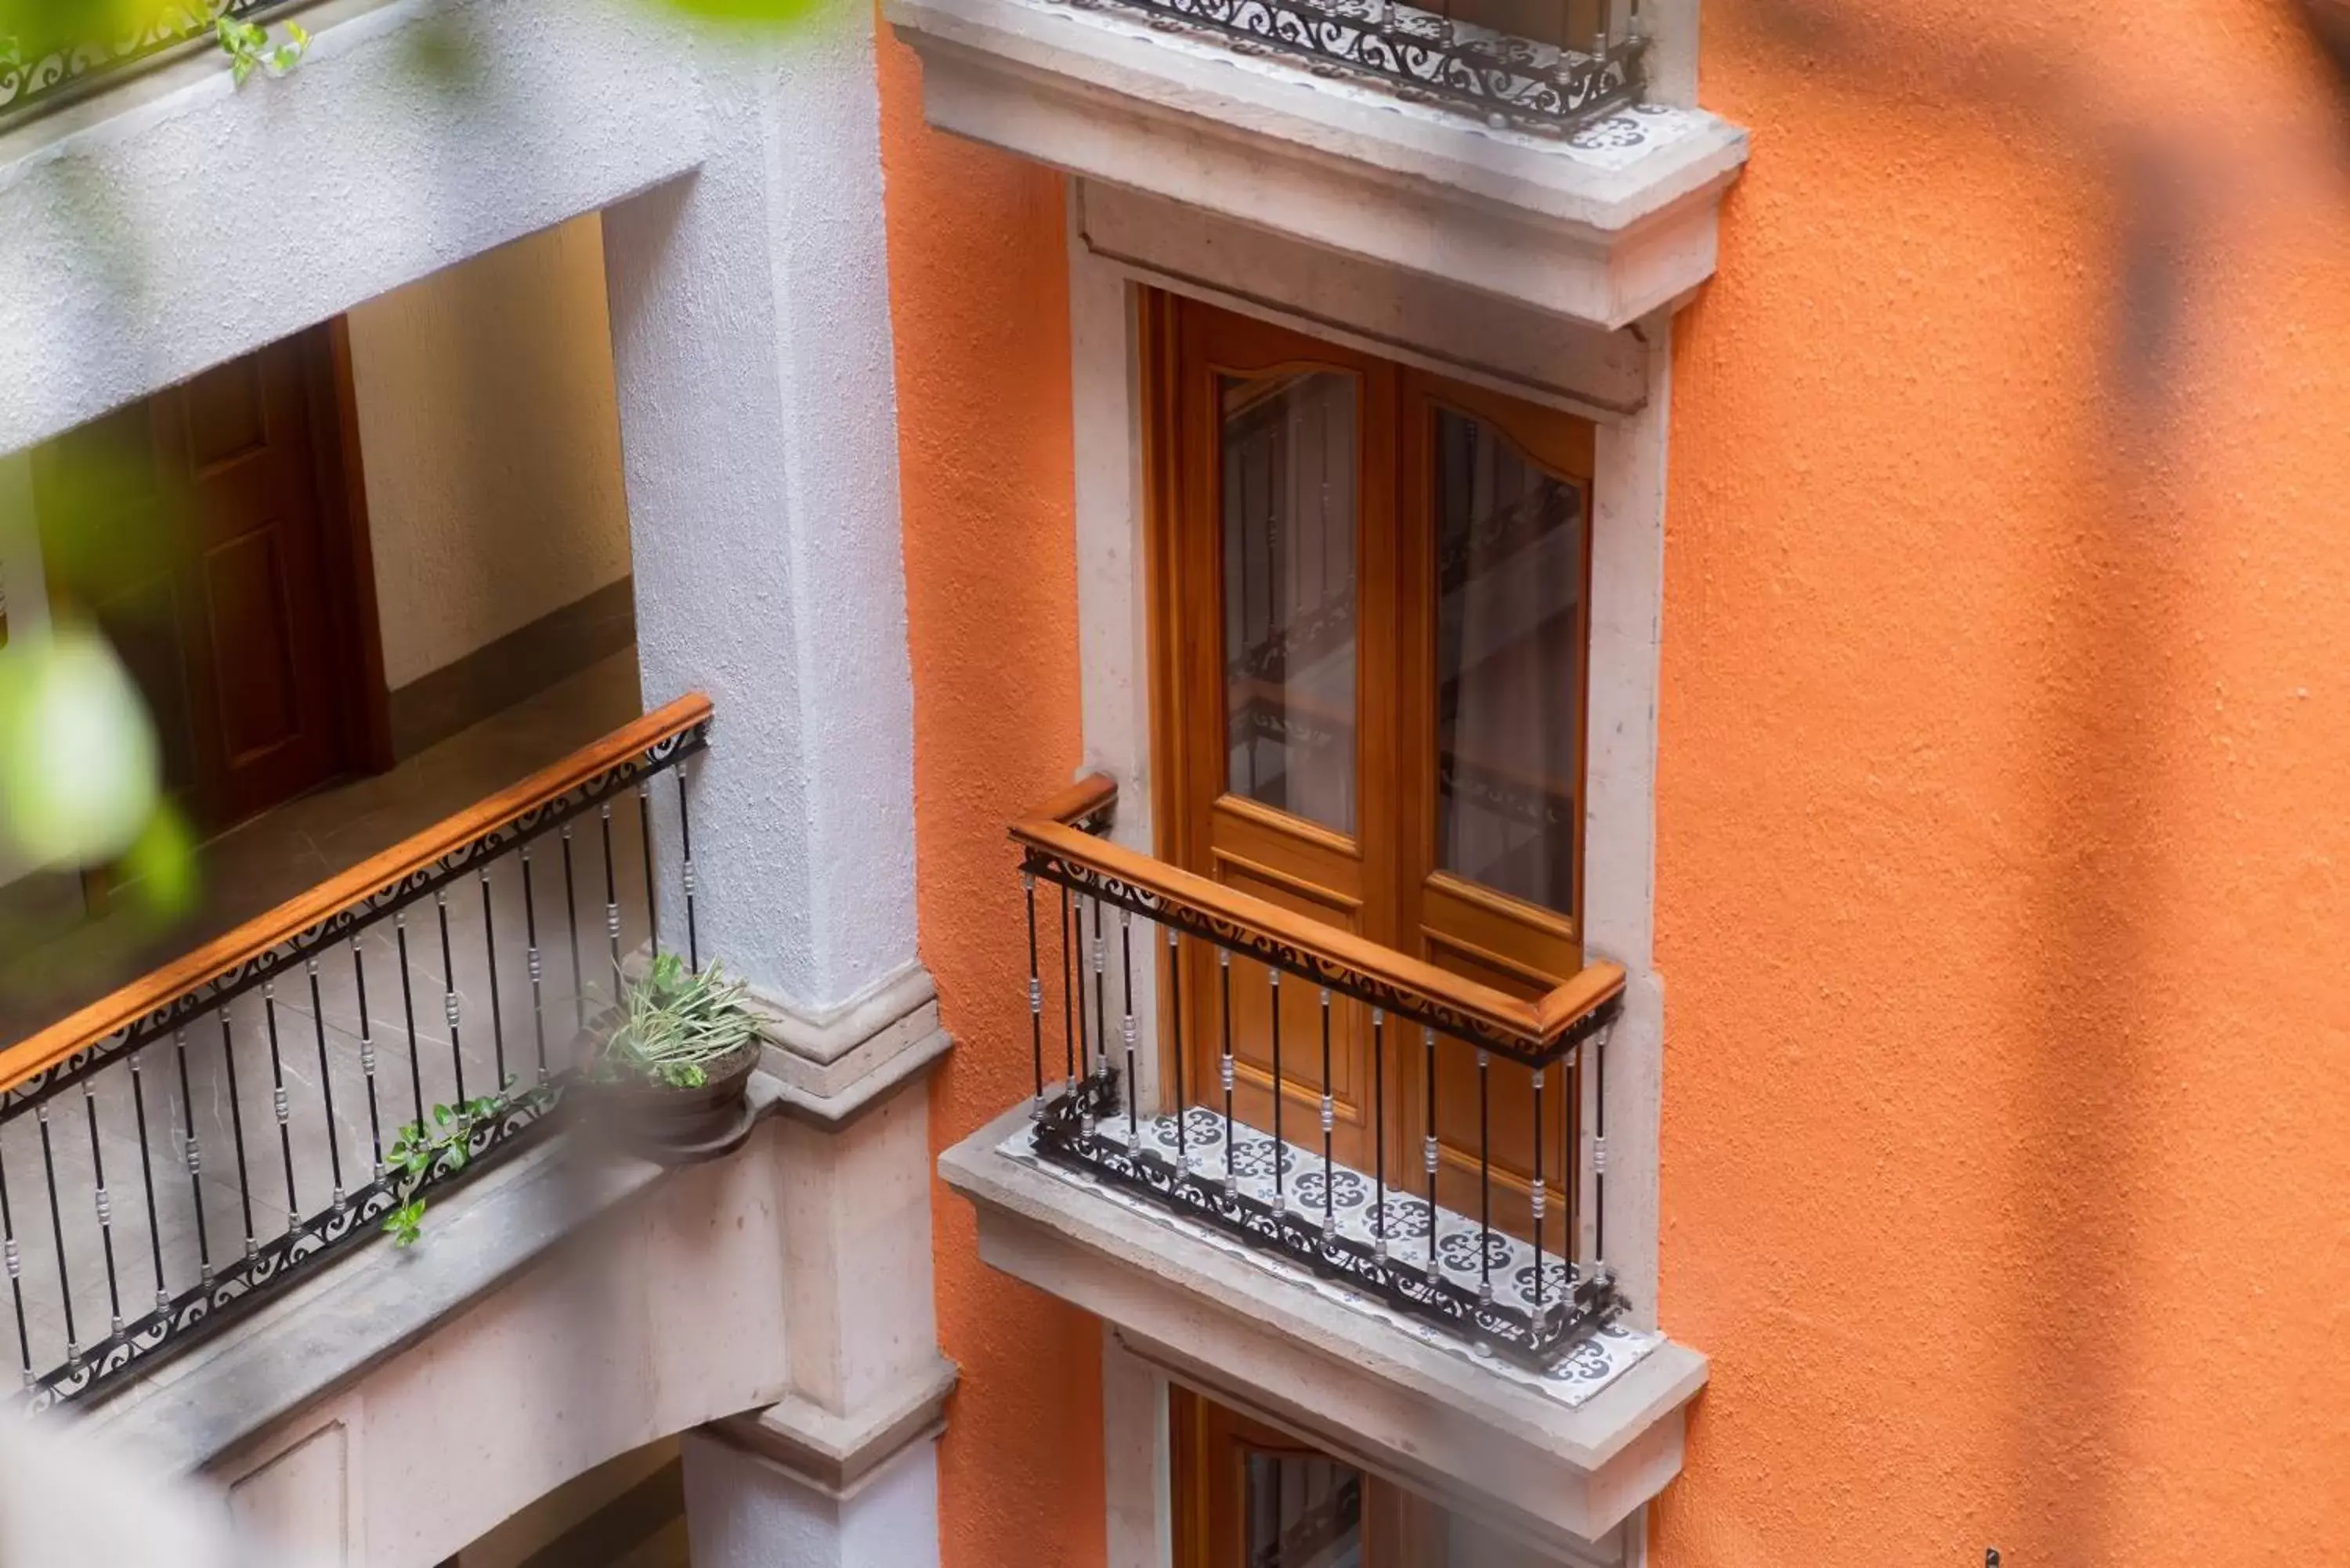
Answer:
[[580, 953, 762, 1159]]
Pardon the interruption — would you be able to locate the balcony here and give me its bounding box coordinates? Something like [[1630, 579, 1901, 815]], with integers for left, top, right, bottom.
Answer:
[[0, 695, 710, 1411], [886, 0, 1747, 330], [943, 776, 1705, 1555]]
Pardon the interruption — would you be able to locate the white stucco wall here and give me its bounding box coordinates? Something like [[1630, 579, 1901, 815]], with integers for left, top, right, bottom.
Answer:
[[346, 214, 634, 688]]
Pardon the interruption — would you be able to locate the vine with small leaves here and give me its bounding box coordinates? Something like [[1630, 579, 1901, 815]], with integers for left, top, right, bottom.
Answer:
[[215, 13, 308, 85], [381, 1082, 513, 1247]]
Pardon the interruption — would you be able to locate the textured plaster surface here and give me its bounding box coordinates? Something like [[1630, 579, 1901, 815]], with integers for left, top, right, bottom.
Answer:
[[606, 2, 919, 1012], [1651, 5, 2350, 1566], [873, 21, 1103, 1568], [348, 214, 634, 688], [0, 0, 706, 457]]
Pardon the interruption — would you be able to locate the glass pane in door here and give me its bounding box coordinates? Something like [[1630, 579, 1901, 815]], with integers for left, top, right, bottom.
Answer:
[[1245, 1450, 1365, 1568], [1221, 371, 1360, 836], [1433, 406, 1586, 913]]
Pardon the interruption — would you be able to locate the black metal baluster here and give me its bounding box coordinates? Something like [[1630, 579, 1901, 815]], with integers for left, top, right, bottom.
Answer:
[[1268, 970, 1284, 1206], [306, 959, 345, 1208], [1372, 1010, 1386, 1261], [1423, 1027, 1439, 1274], [521, 846, 550, 1086], [1318, 988, 1334, 1232], [436, 891, 467, 1103], [1023, 872, 1043, 1111], [1564, 1044, 1580, 1287], [219, 1010, 258, 1262], [352, 948, 386, 1178], [37, 1104, 78, 1361], [479, 868, 509, 1092], [1531, 1061, 1546, 1321], [396, 915, 426, 1128], [1168, 927, 1187, 1171], [1477, 1048, 1492, 1304], [81, 1082, 122, 1335], [1061, 883, 1078, 1089], [638, 781, 660, 963], [127, 1053, 167, 1313], [1119, 909, 1137, 1147], [1219, 950, 1236, 1194], [1593, 1024, 1609, 1277], [600, 802, 623, 988], [262, 984, 298, 1223], [676, 765, 700, 974], [1090, 898, 1108, 1087], [0, 1147, 31, 1388], [561, 825, 586, 1032], [173, 1028, 212, 1284]]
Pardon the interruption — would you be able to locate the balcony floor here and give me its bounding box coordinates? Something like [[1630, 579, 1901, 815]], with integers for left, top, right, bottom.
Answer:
[[1003, 1104, 1662, 1409]]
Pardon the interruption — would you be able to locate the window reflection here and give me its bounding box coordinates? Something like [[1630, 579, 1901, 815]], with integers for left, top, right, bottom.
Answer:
[[1433, 406, 1585, 914], [1245, 1450, 1365, 1568], [1221, 371, 1360, 836]]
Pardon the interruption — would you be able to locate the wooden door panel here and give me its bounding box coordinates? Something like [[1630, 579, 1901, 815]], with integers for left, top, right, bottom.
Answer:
[[183, 353, 270, 472], [199, 529, 303, 761]]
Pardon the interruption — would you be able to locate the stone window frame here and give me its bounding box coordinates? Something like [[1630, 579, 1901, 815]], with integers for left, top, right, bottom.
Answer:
[[1064, 180, 1679, 1565]]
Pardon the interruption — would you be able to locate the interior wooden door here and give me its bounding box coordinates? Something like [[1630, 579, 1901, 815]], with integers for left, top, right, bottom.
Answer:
[[1164, 300, 1399, 1175], [1395, 370, 1595, 1255], [36, 330, 360, 834]]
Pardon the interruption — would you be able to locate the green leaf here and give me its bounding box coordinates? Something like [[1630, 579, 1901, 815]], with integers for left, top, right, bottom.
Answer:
[[434, 1104, 451, 1125]]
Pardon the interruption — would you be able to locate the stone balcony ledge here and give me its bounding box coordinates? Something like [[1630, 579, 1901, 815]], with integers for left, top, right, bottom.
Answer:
[[942, 1102, 1707, 1564], [885, 0, 1748, 328]]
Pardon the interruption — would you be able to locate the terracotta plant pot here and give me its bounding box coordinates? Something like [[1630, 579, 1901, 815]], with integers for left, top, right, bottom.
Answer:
[[575, 1037, 761, 1164]]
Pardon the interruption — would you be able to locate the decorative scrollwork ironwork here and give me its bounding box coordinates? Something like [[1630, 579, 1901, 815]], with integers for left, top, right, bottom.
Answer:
[[1021, 845, 1618, 1066], [1, 722, 708, 1116], [0, 2, 282, 126], [1029, 1074, 1622, 1370], [18, 1085, 564, 1414], [1050, 0, 1647, 136]]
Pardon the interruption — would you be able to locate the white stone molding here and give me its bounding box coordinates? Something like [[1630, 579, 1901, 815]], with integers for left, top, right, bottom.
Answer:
[[884, 0, 1746, 329], [746, 964, 954, 1125], [945, 1105, 1705, 1560]]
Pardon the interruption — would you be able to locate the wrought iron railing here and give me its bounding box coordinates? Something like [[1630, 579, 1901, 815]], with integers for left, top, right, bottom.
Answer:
[[1053, 0, 1647, 137], [1008, 776, 1628, 1371], [1, 1, 302, 127], [0, 694, 712, 1411]]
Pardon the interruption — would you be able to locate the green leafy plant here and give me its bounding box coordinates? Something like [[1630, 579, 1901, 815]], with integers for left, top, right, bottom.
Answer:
[[381, 1086, 509, 1247], [595, 955, 756, 1089], [215, 14, 308, 85]]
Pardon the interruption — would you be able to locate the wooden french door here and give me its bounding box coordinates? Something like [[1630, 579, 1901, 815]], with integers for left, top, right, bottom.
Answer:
[[33, 327, 374, 835], [1172, 1389, 1434, 1568], [1152, 292, 1594, 1248]]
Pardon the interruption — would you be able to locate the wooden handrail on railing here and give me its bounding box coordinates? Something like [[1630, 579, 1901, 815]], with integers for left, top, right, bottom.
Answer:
[[1010, 773, 1622, 1063], [0, 692, 714, 1098]]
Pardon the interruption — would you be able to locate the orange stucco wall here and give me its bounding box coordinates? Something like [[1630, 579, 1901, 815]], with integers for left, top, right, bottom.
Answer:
[[877, 1, 2350, 1563], [873, 31, 1107, 1568], [1654, 4, 2350, 1564]]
